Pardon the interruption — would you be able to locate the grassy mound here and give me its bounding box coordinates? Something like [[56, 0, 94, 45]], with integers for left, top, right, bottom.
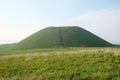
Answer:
[[12, 26, 112, 49]]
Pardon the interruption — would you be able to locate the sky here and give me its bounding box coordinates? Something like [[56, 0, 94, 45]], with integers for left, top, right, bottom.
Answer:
[[0, 0, 120, 44]]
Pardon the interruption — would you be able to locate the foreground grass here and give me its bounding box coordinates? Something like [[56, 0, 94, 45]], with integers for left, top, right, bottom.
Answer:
[[0, 47, 120, 80]]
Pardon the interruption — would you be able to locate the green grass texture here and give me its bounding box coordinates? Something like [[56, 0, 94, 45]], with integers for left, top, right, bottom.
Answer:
[[11, 26, 112, 50], [0, 47, 120, 80]]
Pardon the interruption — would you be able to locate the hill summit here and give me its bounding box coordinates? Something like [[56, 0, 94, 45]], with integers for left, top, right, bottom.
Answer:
[[13, 26, 112, 49]]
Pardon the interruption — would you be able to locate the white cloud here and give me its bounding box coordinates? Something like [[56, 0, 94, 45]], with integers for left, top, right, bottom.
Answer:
[[67, 8, 120, 44]]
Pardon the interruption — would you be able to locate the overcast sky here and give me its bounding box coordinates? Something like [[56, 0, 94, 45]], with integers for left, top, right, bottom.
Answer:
[[0, 0, 120, 44]]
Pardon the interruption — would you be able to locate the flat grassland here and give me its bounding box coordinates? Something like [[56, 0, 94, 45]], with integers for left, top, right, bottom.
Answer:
[[0, 47, 120, 80]]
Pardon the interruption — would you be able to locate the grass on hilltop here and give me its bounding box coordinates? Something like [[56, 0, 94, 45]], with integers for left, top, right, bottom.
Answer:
[[11, 26, 112, 50]]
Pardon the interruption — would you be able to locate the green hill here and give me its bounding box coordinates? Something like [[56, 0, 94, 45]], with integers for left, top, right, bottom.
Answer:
[[0, 43, 16, 50], [11, 26, 112, 49]]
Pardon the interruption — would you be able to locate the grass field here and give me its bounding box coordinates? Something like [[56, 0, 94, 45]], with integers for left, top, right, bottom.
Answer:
[[0, 47, 120, 80]]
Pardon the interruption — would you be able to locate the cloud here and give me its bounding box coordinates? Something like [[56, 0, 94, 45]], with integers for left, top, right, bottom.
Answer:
[[67, 8, 120, 44]]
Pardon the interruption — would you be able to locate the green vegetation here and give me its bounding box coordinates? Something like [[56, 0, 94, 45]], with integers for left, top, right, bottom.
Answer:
[[11, 26, 112, 49], [0, 43, 16, 50], [0, 26, 117, 80], [114, 44, 120, 47], [0, 47, 120, 80]]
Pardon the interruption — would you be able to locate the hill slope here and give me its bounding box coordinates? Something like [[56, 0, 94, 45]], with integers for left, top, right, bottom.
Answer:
[[12, 26, 112, 49], [0, 43, 16, 50]]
